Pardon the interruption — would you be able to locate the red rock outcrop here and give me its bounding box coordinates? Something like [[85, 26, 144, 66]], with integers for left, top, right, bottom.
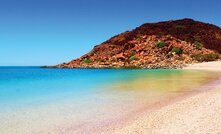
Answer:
[[51, 19, 221, 69]]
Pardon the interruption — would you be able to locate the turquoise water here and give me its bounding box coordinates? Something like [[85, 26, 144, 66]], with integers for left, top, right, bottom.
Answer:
[[0, 67, 219, 107], [0, 67, 220, 133], [0, 67, 111, 104], [0, 67, 211, 102]]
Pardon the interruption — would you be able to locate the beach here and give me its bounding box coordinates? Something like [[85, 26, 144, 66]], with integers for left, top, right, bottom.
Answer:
[[0, 63, 221, 134], [100, 61, 221, 134]]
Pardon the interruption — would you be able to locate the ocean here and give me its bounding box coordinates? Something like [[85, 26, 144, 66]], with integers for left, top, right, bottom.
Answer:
[[0, 67, 219, 133]]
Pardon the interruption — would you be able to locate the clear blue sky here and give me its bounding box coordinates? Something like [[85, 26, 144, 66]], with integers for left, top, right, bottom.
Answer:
[[0, 0, 220, 66]]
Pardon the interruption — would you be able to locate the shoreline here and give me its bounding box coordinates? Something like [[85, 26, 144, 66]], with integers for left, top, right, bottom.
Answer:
[[1, 62, 221, 133], [184, 60, 221, 72], [96, 61, 221, 133]]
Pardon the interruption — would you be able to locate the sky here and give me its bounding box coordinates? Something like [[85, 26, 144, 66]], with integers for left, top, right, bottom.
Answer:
[[0, 0, 220, 66]]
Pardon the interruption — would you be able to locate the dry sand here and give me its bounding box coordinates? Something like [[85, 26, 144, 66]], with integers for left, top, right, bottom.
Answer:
[[99, 61, 221, 134]]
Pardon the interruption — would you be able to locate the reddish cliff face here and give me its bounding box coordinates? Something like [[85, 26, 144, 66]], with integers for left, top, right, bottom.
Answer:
[[105, 18, 221, 53], [53, 19, 221, 69]]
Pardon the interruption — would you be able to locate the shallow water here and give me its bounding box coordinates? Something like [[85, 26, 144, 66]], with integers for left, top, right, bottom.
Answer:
[[0, 67, 220, 133]]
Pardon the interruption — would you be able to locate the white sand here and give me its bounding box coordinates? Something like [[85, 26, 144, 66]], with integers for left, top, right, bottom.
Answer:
[[184, 61, 221, 72], [99, 61, 221, 134]]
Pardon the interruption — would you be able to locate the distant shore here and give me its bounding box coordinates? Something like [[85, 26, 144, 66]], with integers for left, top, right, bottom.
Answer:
[[98, 61, 221, 133], [184, 60, 221, 72]]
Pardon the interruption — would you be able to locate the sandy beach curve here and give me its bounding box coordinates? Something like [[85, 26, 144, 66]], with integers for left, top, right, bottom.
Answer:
[[98, 61, 221, 134]]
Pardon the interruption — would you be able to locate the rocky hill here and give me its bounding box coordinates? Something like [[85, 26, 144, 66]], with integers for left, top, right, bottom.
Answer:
[[52, 19, 221, 69]]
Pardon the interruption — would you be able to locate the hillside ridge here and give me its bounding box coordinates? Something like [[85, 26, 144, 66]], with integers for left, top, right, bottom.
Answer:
[[50, 18, 221, 69]]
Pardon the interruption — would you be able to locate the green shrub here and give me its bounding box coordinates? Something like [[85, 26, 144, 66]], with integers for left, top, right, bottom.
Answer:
[[82, 59, 92, 64], [194, 41, 203, 50], [137, 35, 142, 41], [129, 55, 137, 61], [156, 41, 166, 48], [171, 47, 183, 54], [158, 32, 165, 36], [193, 35, 201, 42], [112, 45, 116, 49], [130, 50, 135, 56], [191, 53, 220, 62]]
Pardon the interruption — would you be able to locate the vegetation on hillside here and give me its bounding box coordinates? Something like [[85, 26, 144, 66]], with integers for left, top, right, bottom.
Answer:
[[54, 19, 221, 69]]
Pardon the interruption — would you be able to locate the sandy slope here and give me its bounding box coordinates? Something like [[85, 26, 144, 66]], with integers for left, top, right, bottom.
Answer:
[[101, 61, 221, 134]]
